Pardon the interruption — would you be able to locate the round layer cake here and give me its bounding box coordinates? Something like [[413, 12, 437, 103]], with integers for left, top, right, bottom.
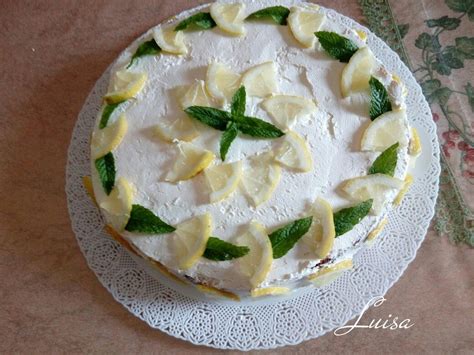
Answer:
[[89, 0, 418, 299]]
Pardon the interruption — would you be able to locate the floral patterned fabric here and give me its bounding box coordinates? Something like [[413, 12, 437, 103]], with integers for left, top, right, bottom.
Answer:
[[361, 0, 474, 246]]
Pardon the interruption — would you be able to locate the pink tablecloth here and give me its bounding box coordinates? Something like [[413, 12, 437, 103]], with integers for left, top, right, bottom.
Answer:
[[1, 0, 472, 353]]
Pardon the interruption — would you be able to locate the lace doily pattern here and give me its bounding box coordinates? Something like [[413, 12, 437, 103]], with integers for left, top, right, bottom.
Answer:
[[66, 3, 440, 350]]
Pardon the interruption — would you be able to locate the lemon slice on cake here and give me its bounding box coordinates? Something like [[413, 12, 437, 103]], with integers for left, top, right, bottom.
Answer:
[[153, 27, 187, 55], [236, 221, 273, 288], [310, 197, 336, 259], [274, 130, 313, 172], [206, 62, 241, 105], [99, 177, 134, 231], [204, 161, 243, 203], [210, 2, 246, 36], [174, 213, 212, 270], [165, 141, 215, 182], [241, 152, 281, 206], [308, 259, 353, 287], [340, 46, 376, 97], [409, 127, 422, 157], [91, 114, 128, 159], [104, 70, 147, 104], [261, 95, 317, 130], [361, 109, 410, 151], [153, 116, 199, 142], [251, 286, 289, 298], [241, 62, 278, 98], [287, 7, 326, 48], [179, 80, 213, 109], [393, 174, 414, 206], [342, 174, 404, 214]]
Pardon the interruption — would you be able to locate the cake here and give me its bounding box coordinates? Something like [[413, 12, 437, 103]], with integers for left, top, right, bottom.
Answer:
[[87, 0, 420, 300]]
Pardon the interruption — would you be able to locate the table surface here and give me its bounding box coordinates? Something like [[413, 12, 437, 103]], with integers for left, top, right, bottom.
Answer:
[[1, 0, 473, 353]]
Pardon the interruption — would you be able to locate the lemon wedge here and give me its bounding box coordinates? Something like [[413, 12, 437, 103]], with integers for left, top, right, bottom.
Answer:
[[236, 221, 273, 288], [99, 177, 134, 231], [361, 109, 410, 151], [241, 62, 278, 98], [104, 70, 147, 104], [342, 174, 404, 214], [366, 217, 388, 243], [241, 152, 281, 206], [153, 27, 187, 55], [308, 259, 353, 287], [82, 176, 97, 206], [210, 2, 246, 36], [165, 141, 215, 182], [174, 213, 212, 270], [196, 284, 240, 301], [393, 174, 413, 206], [287, 7, 325, 48], [340, 46, 376, 97], [91, 114, 128, 159], [355, 29, 367, 42], [206, 62, 241, 105], [179, 80, 213, 109], [409, 127, 422, 157], [153, 116, 199, 142], [310, 197, 336, 259], [274, 130, 313, 172], [251, 286, 289, 298], [204, 161, 242, 203], [261, 95, 317, 130]]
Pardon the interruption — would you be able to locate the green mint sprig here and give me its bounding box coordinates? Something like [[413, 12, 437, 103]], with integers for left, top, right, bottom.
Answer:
[[99, 101, 125, 129], [369, 142, 399, 176], [185, 86, 284, 160], [269, 217, 313, 259], [220, 122, 239, 160], [369, 76, 392, 120], [125, 204, 176, 234], [127, 39, 161, 69], [246, 6, 290, 25], [174, 12, 217, 31], [334, 199, 373, 237], [95, 152, 116, 195], [314, 31, 359, 63], [203, 237, 250, 261]]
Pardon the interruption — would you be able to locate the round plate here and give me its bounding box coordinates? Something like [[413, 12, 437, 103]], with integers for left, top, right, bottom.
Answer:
[[66, 1, 440, 350]]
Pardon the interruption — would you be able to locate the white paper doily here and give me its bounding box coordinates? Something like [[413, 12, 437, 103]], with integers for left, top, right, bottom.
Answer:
[[66, 3, 440, 350]]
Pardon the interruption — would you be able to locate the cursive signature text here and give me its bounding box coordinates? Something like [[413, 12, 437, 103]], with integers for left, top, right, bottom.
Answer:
[[334, 296, 414, 336]]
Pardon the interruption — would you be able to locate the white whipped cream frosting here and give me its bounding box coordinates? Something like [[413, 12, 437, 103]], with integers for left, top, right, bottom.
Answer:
[[91, 0, 410, 292]]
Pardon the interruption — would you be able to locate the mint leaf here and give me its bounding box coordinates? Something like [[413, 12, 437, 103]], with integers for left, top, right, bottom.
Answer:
[[231, 86, 246, 120], [174, 12, 216, 31], [95, 152, 115, 195], [269, 217, 313, 259], [369, 76, 392, 120], [369, 143, 399, 176], [235, 116, 285, 138], [203, 237, 250, 261], [185, 106, 231, 130], [220, 122, 239, 161], [315, 31, 359, 63], [125, 204, 175, 234], [99, 101, 125, 129], [246, 6, 290, 25], [334, 200, 373, 237], [127, 39, 161, 68]]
